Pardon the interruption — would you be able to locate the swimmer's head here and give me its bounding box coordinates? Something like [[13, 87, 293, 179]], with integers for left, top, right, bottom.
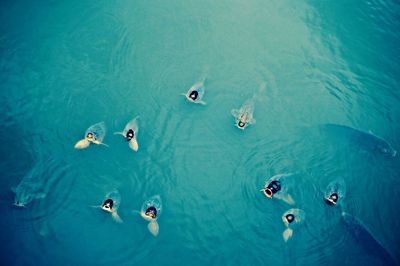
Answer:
[[325, 192, 338, 205], [285, 213, 295, 224], [238, 121, 246, 128], [86, 132, 94, 140], [145, 206, 157, 219], [126, 129, 134, 141], [102, 199, 114, 212], [330, 193, 338, 201], [263, 188, 273, 198], [189, 90, 198, 101]]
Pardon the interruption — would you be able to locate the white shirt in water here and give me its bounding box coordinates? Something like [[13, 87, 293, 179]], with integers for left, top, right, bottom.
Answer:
[[140, 195, 162, 236], [231, 98, 256, 130], [114, 116, 139, 151], [74, 122, 108, 149]]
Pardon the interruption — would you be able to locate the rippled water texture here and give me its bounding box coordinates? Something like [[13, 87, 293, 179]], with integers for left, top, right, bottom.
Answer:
[[1, 0, 399, 265]]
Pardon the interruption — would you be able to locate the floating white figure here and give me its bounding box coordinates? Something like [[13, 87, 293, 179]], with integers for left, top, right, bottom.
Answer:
[[12, 172, 46, 208], [182, 80, 206, 105], [114, 116, 140, 151], [140, 195, 162, 236], [13, 163, 47, 208], [93, 189, 123, 223], [282, 208, 305, 242], [261, 173, 295, 205], [13, 159, 66, 208], [231, 83, 267, 130], [324, 179, 346, 206], [231, 98, 256, 130], [74, 122, 108, 149]]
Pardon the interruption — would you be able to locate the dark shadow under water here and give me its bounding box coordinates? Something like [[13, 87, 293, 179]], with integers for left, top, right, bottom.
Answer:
[[341, 212, 396, 266]]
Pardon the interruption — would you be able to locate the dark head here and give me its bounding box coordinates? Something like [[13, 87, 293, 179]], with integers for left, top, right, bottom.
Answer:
[[238, 121, 246, 129], [285, 214, 295, 224], [126, 129, 134, 141], [145, 206, 157, 219], [102, 198, 114, 211], [86, 132, 94, 140], [325, 192, 338, 205], [189, 90, 199, 101]]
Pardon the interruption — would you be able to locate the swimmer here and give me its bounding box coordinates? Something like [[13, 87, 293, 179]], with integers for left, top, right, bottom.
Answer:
[[231, 83, 267, 130], [231, 99, 256, 130], [181, 81, 206, 105], [324, 179, 346, 206], [138, 195, 162, 236], [92, 190, 123, 223], [261, 173, 295, 205], [114, 116, 139, 151], [282, 208, 305, 242], [262, 180, 281, 198], [75, 122, 108, 149]]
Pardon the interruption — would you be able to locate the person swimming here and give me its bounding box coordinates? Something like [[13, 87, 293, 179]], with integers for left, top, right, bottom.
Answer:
[[126, 129, 134, 141], [231, 98, 256, 130], [262, 180, 281, 198], [114, 116, 140, 151], [181, 81, 206, 105], [75, 122, 108, 149], [189, 90, 199, 101], [261, 174, 295, 205], [323, 179, 346, 206], [92, 190, 123, 223], [102, 198, 114, 212], [139, 195, 162, 236], [282, 208, 305, 242], [325, 192, 338, 205], [145, 206, 157, 219], [232, 83, 265, 130]]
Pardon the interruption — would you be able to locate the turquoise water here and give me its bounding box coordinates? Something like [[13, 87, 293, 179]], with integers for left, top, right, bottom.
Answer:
[[1, 0, 399, 265]]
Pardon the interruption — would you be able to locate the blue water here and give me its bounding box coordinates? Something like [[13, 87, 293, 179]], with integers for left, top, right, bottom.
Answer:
[[1, 0, 399, 265]]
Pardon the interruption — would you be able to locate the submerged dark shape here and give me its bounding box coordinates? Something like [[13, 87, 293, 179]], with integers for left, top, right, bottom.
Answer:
[[320, 124, 397, 157], [341, 212, 396, 265], [12, 164, 47, 207]]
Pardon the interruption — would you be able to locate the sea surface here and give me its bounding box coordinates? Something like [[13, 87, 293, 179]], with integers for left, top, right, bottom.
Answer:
[[0, 0, 399, 265]]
